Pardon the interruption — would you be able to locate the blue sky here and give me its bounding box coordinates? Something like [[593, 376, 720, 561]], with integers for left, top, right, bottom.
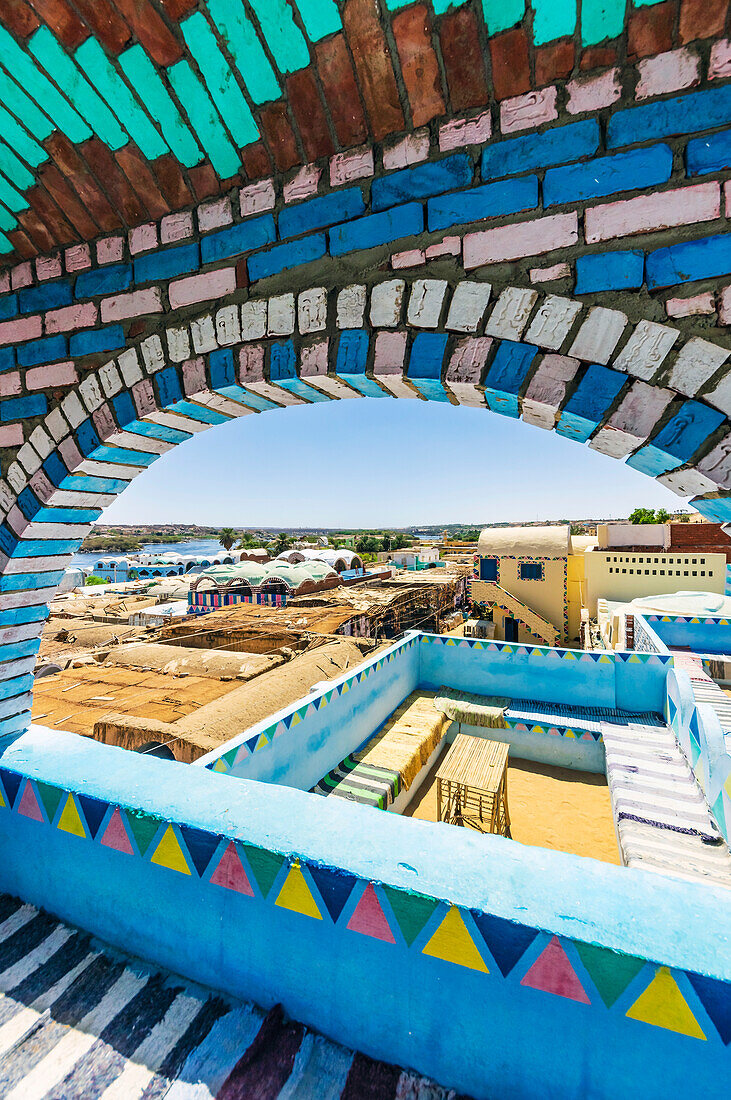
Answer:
[[101, 397, 683, 528]]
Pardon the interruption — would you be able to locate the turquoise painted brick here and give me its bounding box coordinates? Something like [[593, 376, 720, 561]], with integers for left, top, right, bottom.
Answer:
[[532, 0, 576, 45], [0, 104, 47, 169], [484, 341, 538, 418], [581, 0, 625, 45], [0, 174, 29, 215], [119, 46, 202, 168], [249, 0, 311, 74], [206, 0, 280, 105], [181, 13, 258, 148], [0, 142, 34, 193], [295, 0, 342, 40], [556, 364, 626, 440], [168, 60, 241, 179], [0, 70, 54, 143], [0, 25, 91, 144], [481, 0, 525, 35]]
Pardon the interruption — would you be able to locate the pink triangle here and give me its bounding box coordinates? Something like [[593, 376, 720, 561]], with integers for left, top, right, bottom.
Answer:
[[209, 841, 254, 896], [346, 883, 395, 943], [520, 936, 590, 1003], [17, 781, 43, 822], [100, 807, 134, 855]]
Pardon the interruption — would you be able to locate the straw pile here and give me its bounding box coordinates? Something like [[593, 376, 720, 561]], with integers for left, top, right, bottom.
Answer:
[[353, 690, 448, 790]]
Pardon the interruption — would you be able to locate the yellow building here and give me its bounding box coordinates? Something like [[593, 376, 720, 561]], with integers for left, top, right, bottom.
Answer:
[[581, 548, 726, 614]]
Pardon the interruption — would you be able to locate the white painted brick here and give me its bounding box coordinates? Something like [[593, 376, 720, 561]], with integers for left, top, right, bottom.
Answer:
[[636, 48, 700, 100], [337, 285, 367, 329], [525, 296, 582, 351], [241, 300, 268, 341], [589, 426, 642, 458], [61, 391, 86, 429], [16, 443, 41, 476], [44, 407, 68, 443], [484, 287, 537, 341], [240, 179, 276, 217], [98, 360, 123, 398], [78, 373, 103, 413], [298, 288, 328, 334], [190, 315, 217, 355], [268, 294, 295, 336], [524, 354, 580, 408], [657, 467, 716, 497], [6, 463, 27, 494], [664, 337, 729, 397], [141, 335, 166, 373], [117, 348, 143, 387], [216, 305, 241, 347], [445, 282, 491, 333], [702, 372, 731, 417], [698, 433, 731, 489], [612, 321, 678, 380], [166, 327, 191, 363], [446, 337, 492, 406], [568, 307, 627, 364], [28, 425, 52, 459], [522, 401, 557, 431], [407, 280, 448, 329], [590, 380, 674, 458], [370, 281, 405, 328]]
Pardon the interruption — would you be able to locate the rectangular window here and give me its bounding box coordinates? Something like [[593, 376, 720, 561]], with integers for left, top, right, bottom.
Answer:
[[480, 557, 498, 581], [519, 561, 544, 580]]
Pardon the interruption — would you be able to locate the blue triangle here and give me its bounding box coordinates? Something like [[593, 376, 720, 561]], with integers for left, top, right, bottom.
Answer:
[[76, 793, 109, 839], [180, 823, 220, 877], [470, 910, 538, 977], [308, 864, 358, 924], [687, 971, 731, 1044], [0, 769, 22, 809]]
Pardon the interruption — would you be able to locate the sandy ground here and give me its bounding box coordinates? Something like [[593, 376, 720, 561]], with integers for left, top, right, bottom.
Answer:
[[405, 748, 620, 865]]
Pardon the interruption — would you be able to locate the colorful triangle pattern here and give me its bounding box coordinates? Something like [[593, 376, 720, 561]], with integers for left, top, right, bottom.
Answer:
[[471, 910, 538, 977], [100, 807, 134, 854], [209, 841, 254, 895], [57, 794, 86, 838], [574, 943, 646, 1008], [687, 971, 731, 1045], [150, 824, 191, 875], [17, 780, 44, 822], [382, 886, 439, 947], [626, 967, 706, 1039], [347, 883, 395, 943], [275, 861, 322, 920], [520, 936, 590, 1003], [309, 864, 357, 924], [422, 906, 488, 973]]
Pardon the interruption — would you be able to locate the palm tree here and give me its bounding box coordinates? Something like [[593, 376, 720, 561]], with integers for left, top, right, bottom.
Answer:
[[219, 528, 236, 551], [271, 532, 292, 556]]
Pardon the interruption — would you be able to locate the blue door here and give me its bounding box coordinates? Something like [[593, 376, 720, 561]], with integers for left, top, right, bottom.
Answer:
[[504, 617, 519, 642], [479, 557, 498, 581]]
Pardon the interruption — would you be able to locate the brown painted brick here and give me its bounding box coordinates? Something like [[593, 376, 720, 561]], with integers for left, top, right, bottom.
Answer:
[[241, 142, 272, 180], [26, 0, 88, 47], [45, 133, 119, 232], [259, 102, 301, 172], [0, 1, 39, 37], [38, 163, 99, 238], [28, 187, 76, 246], [8, 230, 35, 260], [73, 0, 131, 54], [535, 40, 575, 85], [286, 68, 335, 162], [679, 0, 726, 41], [235, 258, 248, 289], [580, 43, 619, 70], [343, 0, 404, 140], [439, 7, 489, 112], [188, 163, 219, 201], [392, 4, 445, 127], [160, 0, 197, 20], [489, 28, 530, 100], [628, 1, 674, 59], [315, 34, 368, 148], [19, 206, 61, 252], [116, 142, 168, 220], [151, 154, 192, 208], [112, 0, 183, 67], [83, 138, 147, 224]]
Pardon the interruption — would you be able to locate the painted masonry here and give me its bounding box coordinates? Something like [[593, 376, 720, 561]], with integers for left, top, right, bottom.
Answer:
[[0, 1, 728, 1097]]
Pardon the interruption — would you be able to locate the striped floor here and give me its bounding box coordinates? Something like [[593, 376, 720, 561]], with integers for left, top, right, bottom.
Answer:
[[0, 895, 469, 1100]]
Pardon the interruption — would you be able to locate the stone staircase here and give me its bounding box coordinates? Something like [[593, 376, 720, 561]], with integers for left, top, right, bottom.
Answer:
[[477, 582, 560, 646]]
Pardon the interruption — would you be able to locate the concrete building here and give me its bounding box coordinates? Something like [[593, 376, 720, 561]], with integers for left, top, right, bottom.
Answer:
[[389, 547, 440, 569], [188, 560, 342, 612]]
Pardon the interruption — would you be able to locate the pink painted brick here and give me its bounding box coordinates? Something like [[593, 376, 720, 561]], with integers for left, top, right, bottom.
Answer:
[[182, 356, 206, 395], [129, 223, 158, 255], [710, 39, 731, 81], [0, 425, 23, 448], [29, 468, 55, 502], [240, 179, 276, 217], [725, 180, 731, 213], [383, 130, 430, 170], [35, 255, 62, 281], [101, 288, 162, 323], [373, 331, 407, 374], [0, 273, 9, 295], [0, 372, 21, 397], [425, 237, 461, 260], [92, 403, 116, 440], [299, 340, 329, 377], [10, 263, 32, 290], [198, 197, 232, 231], [58, 435, 82, 473], [132, 378, 156, 418], [97, 237, 124, 264], [65, 243, 91, 272], [500, 87, 557, 135], [238, 344, 265, 383], [283, 164, 321, 203], [392, 249, 426, 269], [566, 69, 621, 115], [438, 111, 491, 152], [330, 146, 373, 187], [45, 302, 98, 334], [169, 268, 236, 310], [464, 212, 578, 268], [585, 182, 720, 244], [161, 212, 194, 244], [530, 262, 571, 283], [25, 361, 78, 389], [720, 287, 731, 325], [635, 48, 699, 100], [666, 292, 715, 319], [0, 315, 42, 346]]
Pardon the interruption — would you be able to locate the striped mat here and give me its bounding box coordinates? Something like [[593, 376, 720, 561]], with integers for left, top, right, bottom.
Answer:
[[0, 894, 471, 1100], [311, 755, 401, 809]]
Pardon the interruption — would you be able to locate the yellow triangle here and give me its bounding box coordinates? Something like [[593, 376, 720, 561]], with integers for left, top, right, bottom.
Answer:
[[255, 734, 269, 751], [57, 794, 86, 838], [150, 825, 191, 876], [275, 862, 322, 920], [0, 785, 6, 808], [626, 967, 705, 1039], [422, 906, 488, 972], [213, 759, 228, 772]]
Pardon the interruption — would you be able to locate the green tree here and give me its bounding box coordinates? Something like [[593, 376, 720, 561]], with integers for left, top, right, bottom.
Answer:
[[656, 508, 670, 523], [219, 527, 237, 550], [271, 532, 292, 555], [629, 508, 659, 524]]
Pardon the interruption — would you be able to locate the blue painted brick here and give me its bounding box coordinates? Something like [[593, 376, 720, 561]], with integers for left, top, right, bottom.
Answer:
[[0, 295, 17, 321], [69, 326, 125, 355], [42, 452, 68, 487], [485, 341, 538, 394], [16, 489, 41, 521], [209, 348, 236, 390], [646, 233, 731, 289], [76, 418, 102, 458], [278, 189, 365, 239], [110, 390, 137, 429], [652, 400, 725, 461], [407, 333, 449, 379], [428, 176, 538, 232], [687, 129, 731, 176], [0, 395, 46, 422], [371, 155, 473, 212], [330, 203, 423, 257], [0, 349, 14, 373], [200, 215, 276, 264], [247, 233, 326, 281], [575, 251, 645, 293], [17, 335, 67, 366], [18, 281, 72, 313], [156, 367, 184, 407], [134, 242, 200, 284], [75, 264, 132, 298], [563, 365, 626, 420], [269, 340, 297, 381], [169, 400, 229, 424], [544, 145, 672, 206], [608, 85, 731, 149], [481, 120, 600, 180], [336, 330, 369, 373], [62, 474, 131, 493]]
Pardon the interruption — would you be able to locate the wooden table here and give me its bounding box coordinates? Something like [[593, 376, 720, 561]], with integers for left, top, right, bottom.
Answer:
[[436, 733, 511, 835]]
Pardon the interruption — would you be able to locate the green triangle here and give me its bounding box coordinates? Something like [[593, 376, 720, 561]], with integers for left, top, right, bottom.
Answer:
[[382, 885, 440, 947], [126, 811, 162, 856], [242, 844, 285, 899], [575, 942, 646, 1008], [35, 781, 64, 824]]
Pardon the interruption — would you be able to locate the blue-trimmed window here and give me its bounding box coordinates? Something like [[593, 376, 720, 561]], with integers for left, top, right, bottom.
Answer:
[[519, 561, 544, 580], [479, 557, 498, 581]]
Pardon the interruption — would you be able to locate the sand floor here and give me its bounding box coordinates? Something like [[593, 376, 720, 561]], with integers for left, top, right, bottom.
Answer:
[[404, 747, 621, 865]]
